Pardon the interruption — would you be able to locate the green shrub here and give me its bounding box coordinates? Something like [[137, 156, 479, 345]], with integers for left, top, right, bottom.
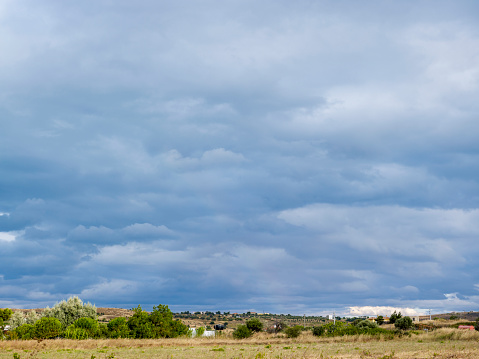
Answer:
[[33, 317, 63, 339], [107, 317, 130, 338], [73, 317, 100, 338], [196, 327, 205, 336], [312, 326, 325, 336], [323, 321, 346, 335], [127, 305, 154, 339], [11, 324, 35, 340], [63, 326, 90, 339], [395, 316, 413, 330], [355, 320, 379, 329], [284, 325, 302, 338], [246, 318, 263, 332], [127, 304, 188, 339], [474, 322, 479, 331], [0, 308, 13, 322], [233, 325, 252, 339]]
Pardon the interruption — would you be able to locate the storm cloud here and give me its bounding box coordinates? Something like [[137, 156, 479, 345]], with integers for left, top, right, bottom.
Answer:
[[1, 0, 479, 315]]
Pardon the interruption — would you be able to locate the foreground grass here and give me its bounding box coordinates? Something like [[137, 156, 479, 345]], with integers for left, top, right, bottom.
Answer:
[[1, 329, 478, 358]]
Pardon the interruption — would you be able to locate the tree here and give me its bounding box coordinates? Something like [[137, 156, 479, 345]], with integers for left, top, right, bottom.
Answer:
[[376, 316, 385, 325], [246, 318, 263, 332], [395, 316, 413, 330], [9, 311, 26, 330], [127, 304, 188, 339], [26, 311, 40, 325], [33, 317, 63, 339], [389, 311, 402, 324], [127, 305, 153, 339], [42, 296, 96, 328], [149, 304, 188, 338]]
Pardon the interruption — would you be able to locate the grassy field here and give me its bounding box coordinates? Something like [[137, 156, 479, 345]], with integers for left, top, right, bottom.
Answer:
[[1, 328, 478, 358]]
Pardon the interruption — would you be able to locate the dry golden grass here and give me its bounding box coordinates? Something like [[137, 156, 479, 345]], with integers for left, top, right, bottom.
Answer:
[[1, 328, 478, 358]]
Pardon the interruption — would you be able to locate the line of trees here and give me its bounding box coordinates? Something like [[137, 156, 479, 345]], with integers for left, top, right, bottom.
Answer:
[[3, 297, 188, 340]]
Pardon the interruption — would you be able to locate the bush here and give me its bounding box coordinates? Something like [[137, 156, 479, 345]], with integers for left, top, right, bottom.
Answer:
[[42, 296, 96, 328], [9, 311, 26, 330], [26, 311, 39, 325], [246, 318, 263, 332], [395, 316, 413, 330], [11, 324, 35, 340], [284, 325, 302, 338], [63, 326, 90, 339], [127, 304, 188, 339], [389, 311, 402, 324], [233, 325, 252, 339], [474, 322, 479, 332], [355, 320, 379, 329], [196, 326, 205, 336], [0, 308, 13, 322], [33, 317, 63, 339], [107, 317, 130, 338], [312, 326, 325, 336], [72, 317, 100, 338], [127, 308, 154, 339]]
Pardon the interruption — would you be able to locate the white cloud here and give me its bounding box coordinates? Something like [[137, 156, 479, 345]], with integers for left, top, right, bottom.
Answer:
[[0, 231, 21, 242], [347, 306, 423, 317]]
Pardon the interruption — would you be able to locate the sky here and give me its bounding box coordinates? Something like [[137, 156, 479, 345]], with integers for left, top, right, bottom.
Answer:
[[1, 0, 479, 316]]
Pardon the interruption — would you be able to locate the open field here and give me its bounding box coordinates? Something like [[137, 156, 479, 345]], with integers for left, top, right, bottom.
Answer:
[[1, 328, 478, 359]]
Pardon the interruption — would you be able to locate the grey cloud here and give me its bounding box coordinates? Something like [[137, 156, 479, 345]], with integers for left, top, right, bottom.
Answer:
[[1, 0, 479, 313]]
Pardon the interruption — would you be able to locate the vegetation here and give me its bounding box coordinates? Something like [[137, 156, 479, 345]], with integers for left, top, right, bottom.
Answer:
[[42, 296, 97, 328], [312, 325, 325, 336], [389, 310, 402, 324], [126, 304, 188, 339], [245, 318, 263, 332], [107, 317, 130, 338], [5, 298, 187, 340], [232, 324, 252, 339], [395, 316, 413, 330], [1, 328, 479, 358], [284, 325, 302, 338], [33, 317, 63, 339], [0, 308, 13, 322], [0, 308, 13, 330]]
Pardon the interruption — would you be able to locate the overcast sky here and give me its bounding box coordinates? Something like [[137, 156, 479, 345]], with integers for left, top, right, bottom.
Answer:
[[1, 0, 479, 316]]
